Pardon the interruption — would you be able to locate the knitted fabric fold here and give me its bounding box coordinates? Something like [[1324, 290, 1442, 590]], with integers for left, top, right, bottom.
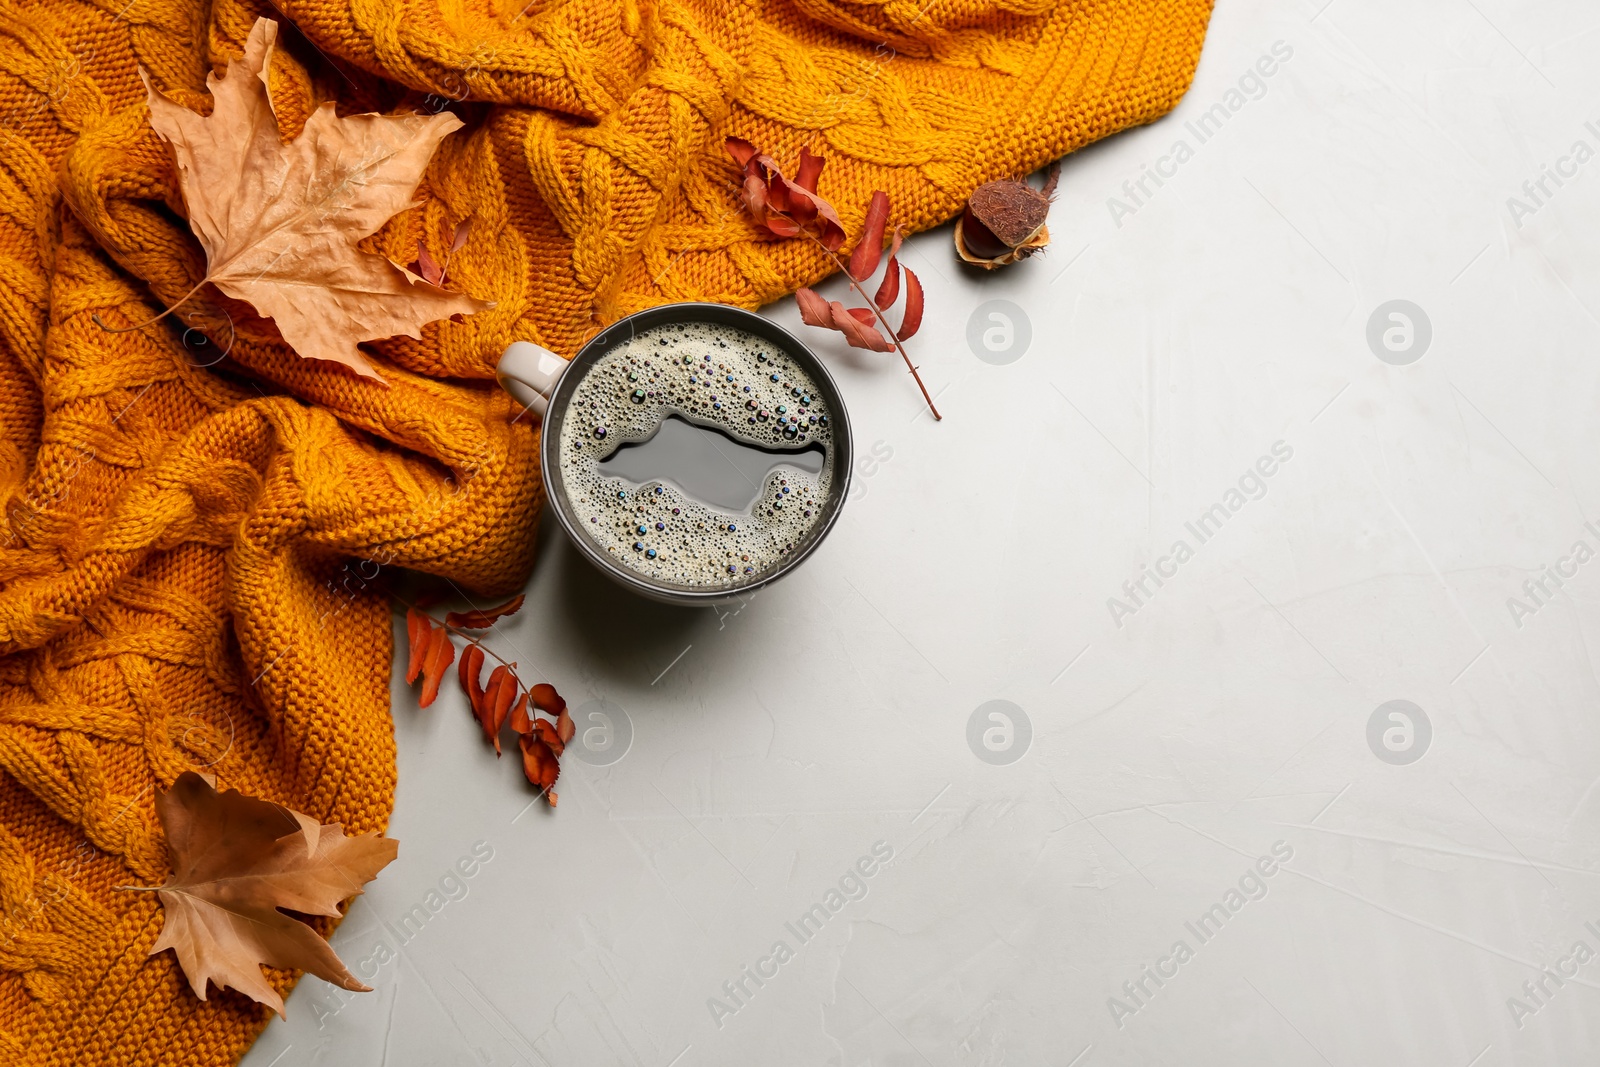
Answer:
[[0, 0, 1211, 1061]]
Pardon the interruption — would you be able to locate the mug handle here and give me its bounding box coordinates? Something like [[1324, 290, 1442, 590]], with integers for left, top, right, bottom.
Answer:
[[496, 341, 569, 418]]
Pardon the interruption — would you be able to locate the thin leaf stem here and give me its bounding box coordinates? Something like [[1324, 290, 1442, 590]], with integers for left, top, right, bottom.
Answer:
[[92, 276, 211, 334], [821, 245, 941, 421]]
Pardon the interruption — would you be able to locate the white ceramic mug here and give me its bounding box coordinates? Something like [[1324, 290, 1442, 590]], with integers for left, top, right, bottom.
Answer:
[[490, 303, 852, 606]]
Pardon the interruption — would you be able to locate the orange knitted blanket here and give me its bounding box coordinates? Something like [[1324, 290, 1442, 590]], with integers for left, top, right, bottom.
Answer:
[[0, 0, 1211, 1061]]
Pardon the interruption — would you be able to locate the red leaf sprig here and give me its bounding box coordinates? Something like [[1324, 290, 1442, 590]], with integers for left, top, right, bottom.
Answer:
[[725, 139, 940, 421], [726, 138, 846, 250], [404, 594, 573, 806]]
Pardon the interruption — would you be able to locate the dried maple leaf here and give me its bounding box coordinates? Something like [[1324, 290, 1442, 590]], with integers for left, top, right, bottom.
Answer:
[[445, 594, 525, 630], [140, 17, 489, 380], [141, 772, 397, 1017]]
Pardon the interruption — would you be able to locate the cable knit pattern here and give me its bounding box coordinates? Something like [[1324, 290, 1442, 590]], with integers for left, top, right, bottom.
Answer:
[[0, 0, 1211, 1061]]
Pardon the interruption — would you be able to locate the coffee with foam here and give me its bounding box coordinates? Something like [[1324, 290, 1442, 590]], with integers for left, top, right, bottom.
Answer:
[[557, 321, 837, 589]]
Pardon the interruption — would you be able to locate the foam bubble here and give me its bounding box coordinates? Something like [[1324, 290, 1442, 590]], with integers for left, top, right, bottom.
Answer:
[[557, 321, 837, 589]]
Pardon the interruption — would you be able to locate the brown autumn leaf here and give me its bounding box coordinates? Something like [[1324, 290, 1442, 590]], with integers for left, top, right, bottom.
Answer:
[[445, 594, 525, 630], [140, 17, 489, 380], [142, 772, 398, 1017], [419, 630, 454, 706], [554, 705, 575, 747], [873, 230, 903, 310]]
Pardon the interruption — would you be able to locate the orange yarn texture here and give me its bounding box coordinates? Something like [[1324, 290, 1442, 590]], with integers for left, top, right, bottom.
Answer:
[[0, 0, 1211, 1061]]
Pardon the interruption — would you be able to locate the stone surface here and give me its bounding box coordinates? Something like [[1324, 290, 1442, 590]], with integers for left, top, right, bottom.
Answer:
[[247, 3, 1600, 1063]]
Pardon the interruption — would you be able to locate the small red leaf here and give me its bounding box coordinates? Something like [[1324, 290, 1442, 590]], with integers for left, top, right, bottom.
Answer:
[[518, 730, 561, 797], [445, 594, 525, 630], [812, 204, 846, 251], [847, 191, 890, 281], [530, 682, 567, 718], [508, 692, 531, 736], [478, 665, 520, 754], [830, 301, 892, 351], [532, 717, 567, 758], [556, 706, 574, 746], [765, 214, 801, 238], [898, 267, 924, 341], [415, 242, 444, 286], [418, 629, 455, 707], [457, 644, 486, 713], [793, 148, 824, 194], [725, 137, 758, 168], [795, 288, 832, 327], [741, 173, 769, 215], [765, 171, 794, 215], [449, 219, 472, 254], [404, 607, 430, 685], [874, 263, 900, 311], [874, 231, 903, 310]]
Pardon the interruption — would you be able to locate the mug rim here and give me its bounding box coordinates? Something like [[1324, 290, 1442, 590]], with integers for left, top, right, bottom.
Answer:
[[539, 302, 854, 606]]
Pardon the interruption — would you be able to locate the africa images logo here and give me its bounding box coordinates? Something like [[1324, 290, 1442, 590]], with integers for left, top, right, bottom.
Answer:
[[1107, 442, 1294, 628], [706, 841, 895, 1030], [1106, 41, 1294, 228], [1107, 841, 1295, 1028]]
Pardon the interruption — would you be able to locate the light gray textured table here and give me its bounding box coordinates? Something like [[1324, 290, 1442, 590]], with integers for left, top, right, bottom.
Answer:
[[246, 2, 1600, 1063]]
